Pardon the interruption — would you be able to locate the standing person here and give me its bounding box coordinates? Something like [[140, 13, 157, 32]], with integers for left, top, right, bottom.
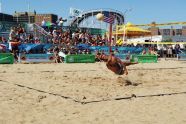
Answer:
[[175, 44, 180, 57], [163, 46, 168, 59], [28, 34, 34, 43], [41, 19, 46, 29], [125, 51, 131, 62], [58, 17, 63, 27], [9, 27, 16, 41], [11, 38, 20, 62], [1, 37, 7, 43], [167, 46, 173, 58], [159, 46, 164, 58], [0, 44, 6, 53], [20, 28, 27, 43], [53, 46, 62, 63], [142, 49, 147, 55]]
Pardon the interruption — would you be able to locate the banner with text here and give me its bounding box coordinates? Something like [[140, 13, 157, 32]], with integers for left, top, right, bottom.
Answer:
[[19, 54, 55, 63], [89, 46, 144, 54], [70, 8, 83, 17]]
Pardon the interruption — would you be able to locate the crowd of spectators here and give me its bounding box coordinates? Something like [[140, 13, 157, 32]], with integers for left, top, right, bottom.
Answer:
[[8, 24, 41, 44], [0, 22, 185, 62], [158, 44, 183, 58], [6, 23, 109, 52], [0, 23, 109, 62]]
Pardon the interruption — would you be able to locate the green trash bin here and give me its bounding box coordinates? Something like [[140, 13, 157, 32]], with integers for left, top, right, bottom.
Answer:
[[65, 54, 95, 63], [0, 53, 14, 64], [131, 54, 157, 63]]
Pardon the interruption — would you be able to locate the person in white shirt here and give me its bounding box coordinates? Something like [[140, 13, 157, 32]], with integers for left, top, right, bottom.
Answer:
[[41, 19, 46, 29], [9, 28, 16, 41]]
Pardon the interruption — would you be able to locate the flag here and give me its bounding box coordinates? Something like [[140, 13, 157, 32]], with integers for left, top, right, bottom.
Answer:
[[69, 16, 75, 18], [0, 2, 2, 13], [70, 8, 82, 17], [103, 12, 115, 24]]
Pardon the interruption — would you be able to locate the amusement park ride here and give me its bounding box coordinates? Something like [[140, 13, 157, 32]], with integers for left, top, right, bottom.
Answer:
[[70, 8, 124, 26], [70, 8, 186, 45]]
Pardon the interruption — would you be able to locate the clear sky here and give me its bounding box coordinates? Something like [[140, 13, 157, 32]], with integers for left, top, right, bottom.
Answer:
[[1, 0, 186, 24]]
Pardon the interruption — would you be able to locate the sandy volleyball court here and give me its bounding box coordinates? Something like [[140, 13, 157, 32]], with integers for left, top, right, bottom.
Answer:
[[0, 60, 186, 124]]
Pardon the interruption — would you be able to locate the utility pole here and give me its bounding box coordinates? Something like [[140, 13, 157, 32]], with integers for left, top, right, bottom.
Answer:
[[0, 0, 2, 13], [0, 0, 4, 22], [16, 12, 18, 23], [28, 0, 30, 24], [123, 8, 132, 43]]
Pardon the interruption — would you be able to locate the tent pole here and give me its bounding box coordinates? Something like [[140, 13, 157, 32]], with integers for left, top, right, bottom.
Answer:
[[116, 24, 118, 45], [109, 23, 112, 53], [123, 24, 126, 44]]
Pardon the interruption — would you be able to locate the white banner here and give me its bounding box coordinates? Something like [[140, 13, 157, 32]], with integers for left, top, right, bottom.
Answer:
[[70, 8, 83, 17], [18, 54, 55, 63]]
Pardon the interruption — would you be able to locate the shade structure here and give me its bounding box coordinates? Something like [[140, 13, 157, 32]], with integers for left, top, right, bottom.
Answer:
[[114, 22, 151, 37]]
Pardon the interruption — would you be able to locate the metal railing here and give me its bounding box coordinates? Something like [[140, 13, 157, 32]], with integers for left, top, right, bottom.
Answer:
[[31, 23, 52, 43], [32, 23, 51, 36]]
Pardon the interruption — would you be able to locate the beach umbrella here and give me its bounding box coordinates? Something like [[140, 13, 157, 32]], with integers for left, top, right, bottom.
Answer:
[[113, 22, 151, 37]]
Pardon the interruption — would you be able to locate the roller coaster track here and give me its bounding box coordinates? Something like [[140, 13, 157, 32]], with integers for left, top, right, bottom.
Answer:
[[70, 8, 125, 26]]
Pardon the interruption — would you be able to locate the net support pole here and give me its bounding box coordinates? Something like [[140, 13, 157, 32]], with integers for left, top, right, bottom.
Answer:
[[109, 23, 112, 53], [123, 24, 126, 44]]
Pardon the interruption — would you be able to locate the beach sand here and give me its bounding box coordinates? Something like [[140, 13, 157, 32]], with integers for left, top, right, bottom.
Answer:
[[0, 59, 186, 124]]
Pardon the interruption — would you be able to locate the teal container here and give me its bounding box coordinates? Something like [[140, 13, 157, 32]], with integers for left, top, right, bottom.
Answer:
[[177, 54, 186, 61], [131, 54, 158, 63], [65, 54, 95, 63], [0, 53, 14, 64]]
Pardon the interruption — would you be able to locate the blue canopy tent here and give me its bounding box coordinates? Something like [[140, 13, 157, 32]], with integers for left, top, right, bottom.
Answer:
[[18, 44, 46, 53], [76, 44, 90, 50]]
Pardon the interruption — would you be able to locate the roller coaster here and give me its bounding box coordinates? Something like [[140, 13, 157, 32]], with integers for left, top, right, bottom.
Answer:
[[70, 8, 125, 26]]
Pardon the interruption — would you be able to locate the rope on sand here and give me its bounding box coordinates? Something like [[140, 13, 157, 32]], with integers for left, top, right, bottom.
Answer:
[[14, 83, 82, 103], [0, 80, 82, 104], [81, 91, 186, 104], [1, 79, 186, 105]]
